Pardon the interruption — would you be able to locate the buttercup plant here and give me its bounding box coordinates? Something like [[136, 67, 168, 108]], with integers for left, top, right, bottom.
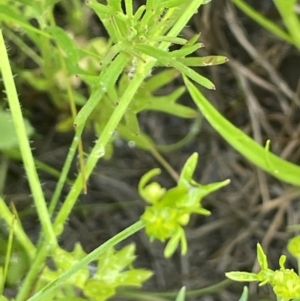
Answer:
[[226, 243, 300, 301], [1, 0, 300, 300], [139, 153, 229, 258], [0, 0, 230, 300]]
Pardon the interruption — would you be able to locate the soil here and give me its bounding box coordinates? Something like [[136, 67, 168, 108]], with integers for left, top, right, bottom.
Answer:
[[2, 0, 300, 300]]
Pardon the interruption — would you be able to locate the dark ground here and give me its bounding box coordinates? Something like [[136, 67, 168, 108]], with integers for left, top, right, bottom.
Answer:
[[2, 0, 300, 300]]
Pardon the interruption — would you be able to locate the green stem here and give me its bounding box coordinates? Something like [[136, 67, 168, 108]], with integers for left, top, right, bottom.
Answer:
[[1, 215, 15, 295], [0, 154, 9, 195], [0, 197, 36, 259], [53, 0, 207, 236], [119, 279, 231, 299], [53, 59, 154, 234], [15, 1, 210, 298], [0, 29, 57, 248], [26, 220, 145, 301], [17, 51, 131, 299], [48, 135, 80, 215], [15, 244, 48, 301]]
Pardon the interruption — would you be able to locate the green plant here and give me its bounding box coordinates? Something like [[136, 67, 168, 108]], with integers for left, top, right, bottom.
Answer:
[[1, 0, 300, 300], [226, 242, 300, 301], [192, 1, 300, 299], [185, 77, 300, 187], [230, 0, 300, 50], [0, 0, 231, 300], [139, 153, 229, 258]]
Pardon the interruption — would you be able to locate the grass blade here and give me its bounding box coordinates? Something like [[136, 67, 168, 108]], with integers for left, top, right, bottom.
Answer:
[[184, 76, 300, 187]]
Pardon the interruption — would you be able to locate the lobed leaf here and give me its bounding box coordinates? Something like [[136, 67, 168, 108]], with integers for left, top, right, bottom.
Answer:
[[113, 244, 136, 270], [116, 269, 153, 286], [84, 280, 115, 301]]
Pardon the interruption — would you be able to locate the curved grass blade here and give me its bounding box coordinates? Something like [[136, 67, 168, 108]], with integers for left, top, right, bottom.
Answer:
[[230, 0, 294, 46], [184, 76, 300, 187], [273, 0, 300, 49]]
